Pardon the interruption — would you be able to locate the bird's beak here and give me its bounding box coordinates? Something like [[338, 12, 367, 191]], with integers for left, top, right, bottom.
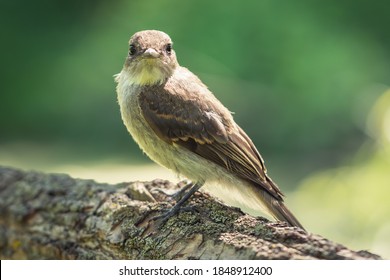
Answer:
[[143, 48, 160, 58]]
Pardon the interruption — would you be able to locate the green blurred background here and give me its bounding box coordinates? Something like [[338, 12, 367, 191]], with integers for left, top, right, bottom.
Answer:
[[1, 0, 389, 258]]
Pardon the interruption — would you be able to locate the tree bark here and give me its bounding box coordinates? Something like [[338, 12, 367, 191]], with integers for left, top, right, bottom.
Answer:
[[0, 166, 381, 260]]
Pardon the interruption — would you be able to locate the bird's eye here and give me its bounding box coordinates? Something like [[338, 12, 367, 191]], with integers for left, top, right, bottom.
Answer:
[[165, 43, 172, 55], [129, 44, 137, 56]]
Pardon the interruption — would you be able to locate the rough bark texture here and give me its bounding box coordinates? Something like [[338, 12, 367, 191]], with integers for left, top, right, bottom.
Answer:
[[0, 166, 381, 260]]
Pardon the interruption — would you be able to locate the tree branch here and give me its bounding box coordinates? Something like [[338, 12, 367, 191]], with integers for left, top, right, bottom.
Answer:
[[0, 166, 381, 259]]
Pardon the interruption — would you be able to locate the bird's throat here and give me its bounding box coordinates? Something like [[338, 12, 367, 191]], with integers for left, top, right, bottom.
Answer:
[[128, 60, 166, 86]]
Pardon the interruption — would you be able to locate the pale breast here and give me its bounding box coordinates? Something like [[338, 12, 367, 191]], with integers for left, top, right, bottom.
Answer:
[[116, 71, 181, 173]]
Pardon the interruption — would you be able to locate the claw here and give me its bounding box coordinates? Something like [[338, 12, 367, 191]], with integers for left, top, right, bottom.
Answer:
[[148, 182, 204, 226]]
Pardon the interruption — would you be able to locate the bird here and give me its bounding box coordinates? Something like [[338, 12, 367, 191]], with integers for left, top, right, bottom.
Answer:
[[115, 30, 305, 230]]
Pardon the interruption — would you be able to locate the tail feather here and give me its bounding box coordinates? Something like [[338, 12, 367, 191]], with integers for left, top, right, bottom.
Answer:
[[269, 199, 305, 231], [257, 183, 305, 231]]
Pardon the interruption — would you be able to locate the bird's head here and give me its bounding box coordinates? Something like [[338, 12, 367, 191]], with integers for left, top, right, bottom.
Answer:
[[123, 30, 178, 86]]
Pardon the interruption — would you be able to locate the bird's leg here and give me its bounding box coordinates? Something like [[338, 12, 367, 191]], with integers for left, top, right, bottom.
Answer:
[[151, 182, 204, 224], [170, 180, 194, 201]]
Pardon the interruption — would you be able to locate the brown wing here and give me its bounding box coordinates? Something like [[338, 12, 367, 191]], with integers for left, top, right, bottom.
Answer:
[[139, 67, 284, 200]]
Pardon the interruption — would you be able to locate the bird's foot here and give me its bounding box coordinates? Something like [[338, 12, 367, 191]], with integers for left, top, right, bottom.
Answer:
[[135, 182, 203, 231], [148, 182, 203, 227], [151, 205, 198, 226]]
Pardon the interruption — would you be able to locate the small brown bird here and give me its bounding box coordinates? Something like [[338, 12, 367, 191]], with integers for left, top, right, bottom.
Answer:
[[115, 30, 304, 230]]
